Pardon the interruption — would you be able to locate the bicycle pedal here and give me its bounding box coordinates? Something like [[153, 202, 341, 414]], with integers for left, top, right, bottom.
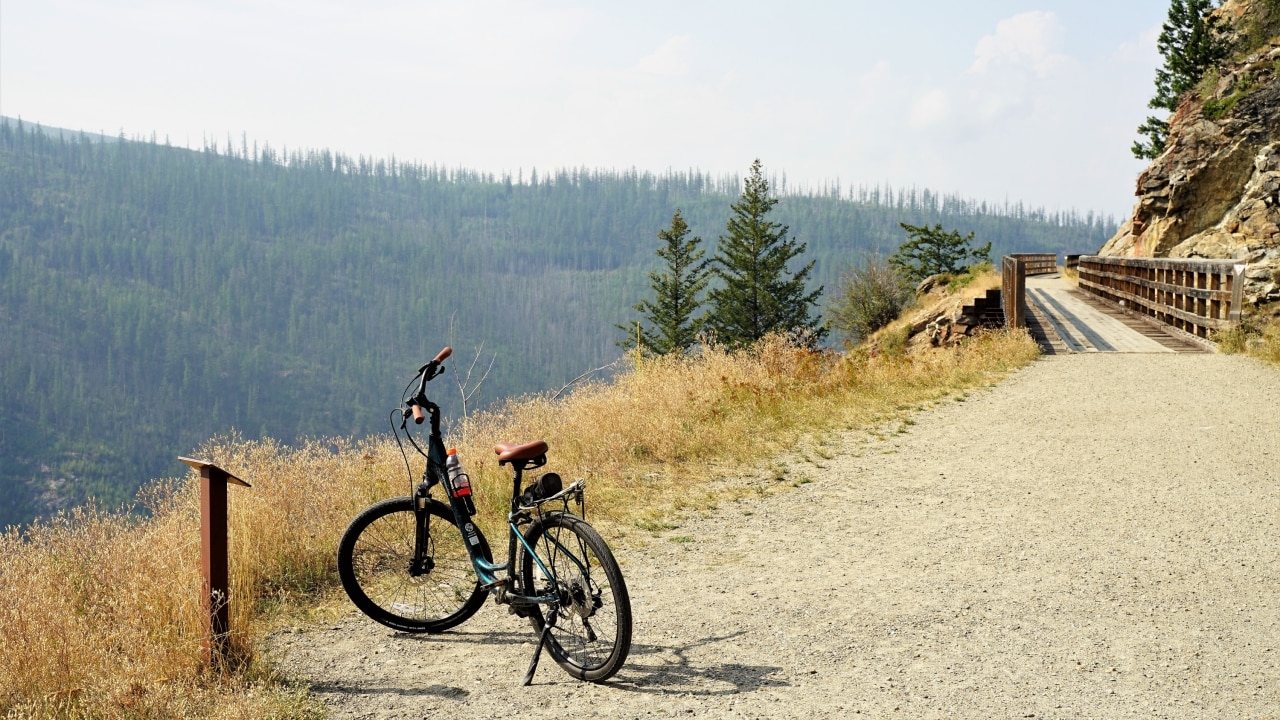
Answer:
[[480, 578, 507, 592]]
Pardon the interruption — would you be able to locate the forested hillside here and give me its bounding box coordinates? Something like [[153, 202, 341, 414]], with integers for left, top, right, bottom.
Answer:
[[0, 118, 1116, 526]]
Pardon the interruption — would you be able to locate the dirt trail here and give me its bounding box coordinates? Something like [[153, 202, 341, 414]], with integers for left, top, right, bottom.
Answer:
[[269, 354, 1280, 719]]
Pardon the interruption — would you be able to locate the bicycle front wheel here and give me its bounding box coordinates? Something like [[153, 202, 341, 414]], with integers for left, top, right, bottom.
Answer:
[[519, 512, 632, 681], [337, 497, 489, 633]]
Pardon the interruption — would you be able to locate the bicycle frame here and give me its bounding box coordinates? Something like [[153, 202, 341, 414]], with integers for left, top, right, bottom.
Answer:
[[409, 400, 561, 609]]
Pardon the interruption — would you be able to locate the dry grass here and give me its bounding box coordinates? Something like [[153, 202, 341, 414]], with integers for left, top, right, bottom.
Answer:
[[456, 329, 1037, 533], [1252, 320, 1280, 365], [0, 499, 321, 719], [1216, 305, 1280, 366], [0, 325, 1040, 718]]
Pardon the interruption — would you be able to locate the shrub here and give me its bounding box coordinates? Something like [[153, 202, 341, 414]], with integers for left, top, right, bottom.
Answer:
[[1196, 66, 1221, 101], [826, 254, 912, 345], [1203, 71, 1256, 119]]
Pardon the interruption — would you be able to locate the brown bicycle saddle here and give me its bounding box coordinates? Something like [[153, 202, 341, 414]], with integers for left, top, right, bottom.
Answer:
[[493, 440, 549, 464]]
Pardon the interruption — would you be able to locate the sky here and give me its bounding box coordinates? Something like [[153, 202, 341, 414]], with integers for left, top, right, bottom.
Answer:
[[1, 0, 1170, 219]]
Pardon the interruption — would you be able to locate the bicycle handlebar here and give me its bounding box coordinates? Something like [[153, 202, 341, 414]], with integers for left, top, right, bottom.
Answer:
[[409, 346, 452, 424]]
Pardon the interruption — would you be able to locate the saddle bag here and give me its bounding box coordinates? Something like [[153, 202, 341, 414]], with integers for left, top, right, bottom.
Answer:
[[519, 472, 563, 506]]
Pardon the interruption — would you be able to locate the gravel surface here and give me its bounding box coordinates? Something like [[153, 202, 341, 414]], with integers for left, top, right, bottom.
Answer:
[[268, 354, 1280, 719]]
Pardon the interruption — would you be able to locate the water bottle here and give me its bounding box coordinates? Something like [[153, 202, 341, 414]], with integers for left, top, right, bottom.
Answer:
[[445, 448, 476, 516]]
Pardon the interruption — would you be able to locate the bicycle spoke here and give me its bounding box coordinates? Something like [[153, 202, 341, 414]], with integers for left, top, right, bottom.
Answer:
[[338, 497, 488, 633], [520, 513, 631, 681]]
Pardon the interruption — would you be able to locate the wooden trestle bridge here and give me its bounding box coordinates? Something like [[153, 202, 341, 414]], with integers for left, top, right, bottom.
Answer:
[[1000, 254, 1245, 354]]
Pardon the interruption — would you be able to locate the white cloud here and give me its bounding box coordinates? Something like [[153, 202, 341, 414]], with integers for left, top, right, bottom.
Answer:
[[853, 60, 893, 103], [909, 89, 950, 129], [970, 11, 1069, 77], [635, 35, 692, 77]]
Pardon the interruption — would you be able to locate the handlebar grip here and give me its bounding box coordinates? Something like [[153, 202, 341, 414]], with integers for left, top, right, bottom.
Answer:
[[433, 346, 453, 363], [412, 403, 426, 424]]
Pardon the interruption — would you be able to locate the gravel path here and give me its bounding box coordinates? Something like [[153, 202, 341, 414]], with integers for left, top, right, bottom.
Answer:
[[269, 354, 1280, 719]]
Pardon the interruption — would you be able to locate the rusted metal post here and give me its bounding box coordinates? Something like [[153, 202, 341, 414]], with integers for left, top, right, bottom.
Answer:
[[179, 456, 250, 667]]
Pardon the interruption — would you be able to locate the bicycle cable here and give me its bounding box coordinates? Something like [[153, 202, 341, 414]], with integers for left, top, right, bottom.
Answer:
[[391, 368, 435, 495], [389, 408, 416, 496]]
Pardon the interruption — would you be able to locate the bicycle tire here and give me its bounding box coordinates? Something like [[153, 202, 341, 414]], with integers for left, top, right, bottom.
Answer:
[[337, 496, 489, 633], [519, 512, 632, 681]]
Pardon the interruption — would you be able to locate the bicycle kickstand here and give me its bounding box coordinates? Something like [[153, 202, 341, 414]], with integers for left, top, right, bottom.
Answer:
[[522, 609, 558, 686]]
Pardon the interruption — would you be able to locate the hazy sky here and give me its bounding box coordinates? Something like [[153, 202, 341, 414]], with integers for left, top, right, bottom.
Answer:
[[2, 0, 1169, 218]]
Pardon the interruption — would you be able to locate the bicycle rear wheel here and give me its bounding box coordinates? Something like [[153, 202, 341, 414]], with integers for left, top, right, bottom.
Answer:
[[519, 512, 632, 681], [337, 496, 489, 633]]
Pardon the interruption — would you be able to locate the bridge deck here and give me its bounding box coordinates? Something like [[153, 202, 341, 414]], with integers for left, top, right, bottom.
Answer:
[[1024, 275, 1210, 354]]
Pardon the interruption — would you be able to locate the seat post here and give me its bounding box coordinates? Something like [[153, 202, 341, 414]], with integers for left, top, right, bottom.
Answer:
[[510, 465, 524, 512]]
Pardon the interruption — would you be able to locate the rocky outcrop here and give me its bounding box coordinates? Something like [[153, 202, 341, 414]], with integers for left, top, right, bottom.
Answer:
[[1101, 0, 1280, 305], [878, 276, 1005, 353]]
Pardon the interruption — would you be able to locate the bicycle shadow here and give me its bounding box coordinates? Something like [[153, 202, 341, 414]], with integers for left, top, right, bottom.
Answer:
[[597, 632, 789, 696], [397, 629, 535, 647], [304, 680, 470, 701], [400, 629, 788, 695]]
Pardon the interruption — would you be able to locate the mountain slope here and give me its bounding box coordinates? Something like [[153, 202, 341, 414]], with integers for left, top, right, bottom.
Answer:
[[0, 118, 1117, 526]]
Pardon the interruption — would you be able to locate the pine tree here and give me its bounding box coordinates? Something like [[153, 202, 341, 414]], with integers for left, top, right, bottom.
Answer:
[[617, 209, 711, 354], [706, 159, 824, 347], [889, 222, 991, 283], [1134, 0, 1228, 159]]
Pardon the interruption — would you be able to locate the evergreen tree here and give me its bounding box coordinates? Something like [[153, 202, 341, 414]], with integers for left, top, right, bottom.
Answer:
[[889, 222, 991, 283], [618, 209, 710, 354], [1134, 0, 1228, 159], [706, 160, 824, 347]]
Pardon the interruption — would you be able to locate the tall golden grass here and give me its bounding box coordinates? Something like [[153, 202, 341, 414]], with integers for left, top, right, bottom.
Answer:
[[0, 328, 1039, 718]]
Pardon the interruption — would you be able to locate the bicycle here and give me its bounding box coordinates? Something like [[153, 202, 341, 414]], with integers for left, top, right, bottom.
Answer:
[[336, 347, 632, 684]]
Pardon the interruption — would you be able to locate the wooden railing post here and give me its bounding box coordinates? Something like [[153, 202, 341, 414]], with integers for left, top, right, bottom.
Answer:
[[179, 456, 251, 667], [1230, 264, 1246, 323], [1002, 255, 1026, 328]]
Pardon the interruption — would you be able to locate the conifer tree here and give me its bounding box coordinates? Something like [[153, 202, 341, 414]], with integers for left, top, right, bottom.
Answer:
[[1134, 0, 1228, 159], [706, 160, 824, 348], [889, 222, 991, 283], [618, 209, 711, 354]]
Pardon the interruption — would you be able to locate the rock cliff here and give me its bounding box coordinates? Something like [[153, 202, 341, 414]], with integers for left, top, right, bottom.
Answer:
[[1101, 0, 1280, 305]]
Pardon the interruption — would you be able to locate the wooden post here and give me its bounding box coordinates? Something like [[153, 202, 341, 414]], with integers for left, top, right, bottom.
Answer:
[[1230, 264, 1246, 323], [1002, 255, 1026, 329], [179, 456, 250, 667]]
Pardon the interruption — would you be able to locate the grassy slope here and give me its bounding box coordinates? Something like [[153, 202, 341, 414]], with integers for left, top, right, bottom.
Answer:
[[0, 280, 1040, 717]]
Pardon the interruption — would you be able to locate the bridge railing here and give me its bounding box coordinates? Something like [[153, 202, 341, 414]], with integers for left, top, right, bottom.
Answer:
[[1076, 256, 1244, 340], [1002, 256, 1027, 328], [1009, 253, 1057, 276]]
